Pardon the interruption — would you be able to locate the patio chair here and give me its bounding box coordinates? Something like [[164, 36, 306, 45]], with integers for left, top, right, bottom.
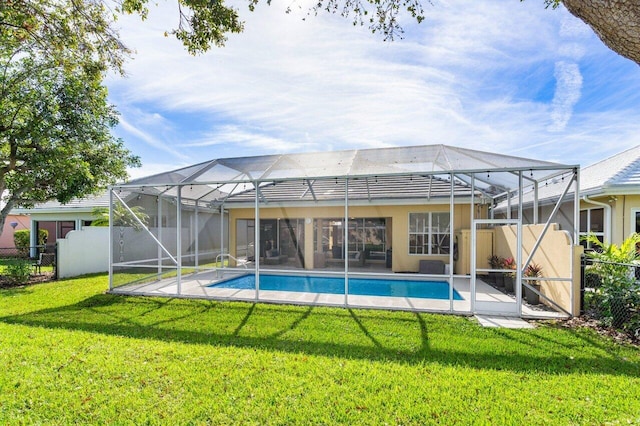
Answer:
[[34, 252, 55, 274]]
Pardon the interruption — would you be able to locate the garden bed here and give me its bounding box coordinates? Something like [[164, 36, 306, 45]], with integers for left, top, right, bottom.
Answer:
[[0, 272, 55, 288]]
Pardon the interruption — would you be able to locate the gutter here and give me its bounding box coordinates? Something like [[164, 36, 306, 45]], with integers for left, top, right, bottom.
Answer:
[[582, 195, 611, 243]]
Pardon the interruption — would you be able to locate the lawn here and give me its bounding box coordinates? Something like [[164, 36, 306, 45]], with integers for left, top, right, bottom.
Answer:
[[0, 275, 639, 424]]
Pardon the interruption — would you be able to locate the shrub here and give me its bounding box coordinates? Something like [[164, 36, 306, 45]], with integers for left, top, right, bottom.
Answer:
[[13, 230, 30, 257], [584, 269, 603, 289], [38, 229, 48, 246], [583, 233, 640, 336], [5, 258, 32, 285], [12, 229, 49, 256]]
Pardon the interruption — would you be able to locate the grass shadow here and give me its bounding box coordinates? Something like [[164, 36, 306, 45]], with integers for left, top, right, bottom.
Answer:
[[0, 293, 638, 377], [0, 284, 31, 297]]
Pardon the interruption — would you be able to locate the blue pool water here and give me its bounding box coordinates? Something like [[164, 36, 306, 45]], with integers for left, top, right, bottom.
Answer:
[[208, 274, 463, 300]]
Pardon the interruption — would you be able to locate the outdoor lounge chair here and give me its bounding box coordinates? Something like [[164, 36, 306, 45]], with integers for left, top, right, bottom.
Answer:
[[419, 260, 445, 274]]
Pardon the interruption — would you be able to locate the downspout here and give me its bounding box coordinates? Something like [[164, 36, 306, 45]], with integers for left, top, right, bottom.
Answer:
[[582, 196, 611, 243]]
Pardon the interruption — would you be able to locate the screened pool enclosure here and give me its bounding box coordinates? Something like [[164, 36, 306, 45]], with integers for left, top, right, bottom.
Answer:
[[109, 145, 582, 318]]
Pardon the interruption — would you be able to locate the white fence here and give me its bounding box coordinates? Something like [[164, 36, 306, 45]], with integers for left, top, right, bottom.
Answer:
[[57, 227, 109, 278]]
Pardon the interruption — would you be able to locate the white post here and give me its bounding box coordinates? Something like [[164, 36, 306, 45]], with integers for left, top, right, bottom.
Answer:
[[574, 168, 580, 246], [344, 178, 349, 307], [194, 201, 199, 271], [108, 187, 113, 290], [449, 173, 455, 313], [158, 194, 163, 279], [573, 167, 580, 316], [254, 182, 260, 301], [220, 203, 225, 262], [533, 181, 539, 225], [470, 174, 476, 314], [177, 186, 182, 295], [517, 171, 523, 317]]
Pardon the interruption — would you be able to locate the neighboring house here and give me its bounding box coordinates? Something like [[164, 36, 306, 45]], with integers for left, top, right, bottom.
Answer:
[[496, 145, 640, 248], [13, 190, 227, 278], [0, 213, 30, 249], [12, 192, 110, 248]]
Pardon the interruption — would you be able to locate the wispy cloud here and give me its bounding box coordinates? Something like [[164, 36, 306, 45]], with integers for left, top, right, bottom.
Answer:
[[548, 61, 583, 132], [106, 0, 640, 177], [116, 112, 189, 161]]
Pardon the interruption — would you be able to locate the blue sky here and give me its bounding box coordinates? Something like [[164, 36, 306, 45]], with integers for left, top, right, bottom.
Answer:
[[105, 0, 640, 179]]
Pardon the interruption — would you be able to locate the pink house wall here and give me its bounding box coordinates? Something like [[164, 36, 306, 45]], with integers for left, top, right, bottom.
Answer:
[[0, 214, 30, 249]]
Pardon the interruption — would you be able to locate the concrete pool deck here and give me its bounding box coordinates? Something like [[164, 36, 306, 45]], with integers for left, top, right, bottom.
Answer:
[[109, 269, 568, 319]]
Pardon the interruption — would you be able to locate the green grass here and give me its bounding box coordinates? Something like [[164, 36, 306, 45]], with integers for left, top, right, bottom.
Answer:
[[1, 275, 639, 424]]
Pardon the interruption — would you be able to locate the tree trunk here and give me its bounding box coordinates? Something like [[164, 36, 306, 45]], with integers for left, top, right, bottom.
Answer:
[[563, 0, 640, 66]]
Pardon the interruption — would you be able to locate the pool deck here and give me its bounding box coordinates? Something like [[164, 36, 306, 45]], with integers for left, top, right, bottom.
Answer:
[[110, 269, 568, 319]]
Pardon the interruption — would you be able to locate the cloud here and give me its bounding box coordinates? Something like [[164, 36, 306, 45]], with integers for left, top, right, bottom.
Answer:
[[179, 125, 318, 153], [116, 112, 189, 161], [548, 61, 583, 132], [104, 0, 640, 176]]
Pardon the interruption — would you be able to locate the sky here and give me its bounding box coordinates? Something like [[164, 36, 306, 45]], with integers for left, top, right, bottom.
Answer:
[[105, 0, 640, 180]]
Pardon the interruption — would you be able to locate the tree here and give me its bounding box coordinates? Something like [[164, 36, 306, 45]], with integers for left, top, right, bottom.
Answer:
[[4, 1, 640, 65], [124, 0, 640, 65], [1, 1, 140, 239], [548, 0, 640, 66], [91, 205, 149, 231], [1, 0, 129, 73]]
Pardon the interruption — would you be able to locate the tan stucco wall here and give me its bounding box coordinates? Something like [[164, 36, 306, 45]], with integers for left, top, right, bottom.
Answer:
[[495, 223, 581, 315], [228, 203, 474, 272], [580, 194, 640, 245]]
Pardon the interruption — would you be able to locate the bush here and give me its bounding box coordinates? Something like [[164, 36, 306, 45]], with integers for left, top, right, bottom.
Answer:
[[38, 229, 48, 246], [13, 229, 30, 257], [584, 269, 603, 289], [583, 290, 605, 318], [5, 258, 32, 285], [12, 229, 49, 256], [583, 233, 640, 338]]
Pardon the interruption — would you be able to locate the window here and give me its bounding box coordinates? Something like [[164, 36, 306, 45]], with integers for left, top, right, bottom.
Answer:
[[631, 209, 640, 236], [313, 218, 387, 260], [409, 212, 450, 255], [580, 208, 604, 249]]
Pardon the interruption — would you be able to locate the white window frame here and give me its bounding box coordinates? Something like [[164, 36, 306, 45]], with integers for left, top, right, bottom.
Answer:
[[408, 212, 451, 255], [630, 208, 640, 236], [580, 207, 605, 248]]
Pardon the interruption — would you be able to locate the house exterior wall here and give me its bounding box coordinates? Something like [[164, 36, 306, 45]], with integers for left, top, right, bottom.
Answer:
[[0, 214, 30, 249], [579, 195, 640, 245], [610, 195, 640, 243], [228, 203, 475, 273]]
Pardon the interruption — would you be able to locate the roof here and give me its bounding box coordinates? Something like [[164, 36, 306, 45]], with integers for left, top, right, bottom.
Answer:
[[118, 144, 574, 204], [12, 192, 110, 214], [587, 145, 640, 193], [495, 145, 640, 210]]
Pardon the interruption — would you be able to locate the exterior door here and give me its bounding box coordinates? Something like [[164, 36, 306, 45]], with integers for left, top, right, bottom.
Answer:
[[471, 219, 521, 316]]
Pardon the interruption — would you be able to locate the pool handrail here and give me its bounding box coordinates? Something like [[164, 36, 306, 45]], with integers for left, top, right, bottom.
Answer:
[[215, 253, 248, 278]]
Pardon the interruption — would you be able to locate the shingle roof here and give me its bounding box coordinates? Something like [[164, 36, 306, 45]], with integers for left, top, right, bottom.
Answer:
[[495, 145, 640, 210], [12, 192, 110, 214], [581, 145, 640, 193]]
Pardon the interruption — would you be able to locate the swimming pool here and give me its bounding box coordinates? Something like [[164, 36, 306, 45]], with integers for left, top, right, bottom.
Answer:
[[208, 274, 463, 300]]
